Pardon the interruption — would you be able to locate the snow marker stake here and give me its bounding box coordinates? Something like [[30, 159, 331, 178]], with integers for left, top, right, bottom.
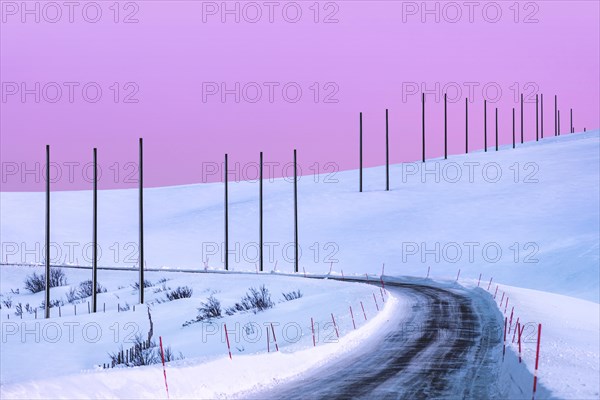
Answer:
[[365, 273, 369, 282], [504, 297, 509, 314], [426, 266, 430, 279], [349, 306, 356, 330], [512, 317, 520, 343], [500, 292, 505, 307], [494, 285, 498, 299], [380, 287, 385, 302], [341, 270, 345, 280], [487, 277, 493, 291], [159, 336, 170, 400], [508, 307, 515, 334], [328, 262, 333, 275], [502, 317, 507, 359], [477, 273, 481, 287], [373, 293, 379, 311], [518, 323, 523, 363], [267, 327, 270, 353], [532, 323, 542, 399], [303, 267, 307, 278], [380, 276, 385, 289], [360, 301, 367, 320], [224, 324, 232, 359], [456, 269, 461, 281], [331, 313, 339, 338], [270, 323, 279, 352], [311, 317, 316, 346]]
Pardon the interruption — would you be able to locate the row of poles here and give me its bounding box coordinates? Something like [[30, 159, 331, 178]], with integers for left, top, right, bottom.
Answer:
[[359, 93, 582, 191], [40, 93, 583, 318], [224, 150, 300, 273], [42, 139, 301, 318]]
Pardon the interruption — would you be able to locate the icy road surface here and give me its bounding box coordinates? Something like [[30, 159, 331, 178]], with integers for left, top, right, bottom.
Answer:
[[251, 279, 553, 399]]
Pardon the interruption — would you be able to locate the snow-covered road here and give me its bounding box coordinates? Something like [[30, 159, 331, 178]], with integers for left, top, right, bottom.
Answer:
[[251, 278, 553, 399]]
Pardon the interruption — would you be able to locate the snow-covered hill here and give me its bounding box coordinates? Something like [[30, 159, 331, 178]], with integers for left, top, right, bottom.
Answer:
[[1, 131, 598, 301]]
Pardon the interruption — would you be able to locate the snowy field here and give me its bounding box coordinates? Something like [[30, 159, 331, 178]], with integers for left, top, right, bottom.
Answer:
[[0, 265, 399, 398], [1, 131, 599, 399]]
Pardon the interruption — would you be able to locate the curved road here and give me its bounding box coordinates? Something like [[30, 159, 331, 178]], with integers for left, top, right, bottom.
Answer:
[[250, 280, 505, 399]]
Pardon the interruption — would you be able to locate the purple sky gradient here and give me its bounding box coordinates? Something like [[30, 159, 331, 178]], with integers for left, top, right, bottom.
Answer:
[[1, 1, 599, 191]]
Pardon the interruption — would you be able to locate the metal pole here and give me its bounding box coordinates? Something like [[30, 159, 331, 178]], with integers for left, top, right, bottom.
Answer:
[[520, 94, 524, 144], [92, 148, 98, 312], [444, 93, 448, 159], [259, 151, 263, 272], [359, 112, 363, 192], [512, 108, 515, 149], [45, 145, 50, 319], [224, 153, 228, 270], [293, 149, 298, 273], [495, 108, 498, 151], [422, 93, 425, 162], [465, 98, 469, 154], [139, 138, 144, 304], [484, 99, 487, 152], [385, 109, 389, 191], [536, 94, 539, 141], [541, 94, 544, 138]]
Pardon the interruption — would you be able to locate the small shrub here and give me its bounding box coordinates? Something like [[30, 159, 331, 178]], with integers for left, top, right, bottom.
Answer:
[[10, 288, 20, 295], [165, 286, 193, 301], [183, 295, 221, 326], [131, 280, 153, 290], [66, 287, 79, 304], [14, 303, 23, 317], [2, 296, 12, 309], [40, 299, 64, 309], [76, 280, 107, 299], [24, 268, 68, 293], [282, 290, 303, 301], [226, 285, 274, 315]]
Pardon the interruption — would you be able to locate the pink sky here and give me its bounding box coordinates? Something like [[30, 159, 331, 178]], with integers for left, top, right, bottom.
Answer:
[[1, 1, 599, 191]]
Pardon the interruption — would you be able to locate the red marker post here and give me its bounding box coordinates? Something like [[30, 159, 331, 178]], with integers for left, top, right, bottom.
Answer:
[[267, 327, 270, 353], [477, 273, 482, 287], [223, 324, 232, 360], [303, 267, 307, 278], [508, 307, 514, 334], [504, 297, 509, 314], [270, 323, 279, 352], [512, 317, 520, 343], [380, 287, 385, 303], [503, 317, 507, 359], [456, 269, 461, 281], [494, 285, 499, 299], [372, 293, 380, 311], [532, 324, 542, 399], [311, 317, 316, 347], [331, 313, 339, 338], [487, 277, 493, 291], [500, 292, 505, 307], [349, 306, 356, 329], [518, 322, 523, 363], [341, 270, 345, 280], [360, 301, 367, 320], [159, 336, 170, 400], [426, 265, 430, 279]]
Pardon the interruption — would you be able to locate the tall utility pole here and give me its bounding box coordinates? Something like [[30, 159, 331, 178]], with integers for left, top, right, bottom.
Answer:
[[45, 145, 50, 319], [293, 149, 298, 273], [484, 100, 487, 152], [92, 148, 98, 312], [444, 94, 448, 159], [224, 153, 229, 271], [385, 109, 389, 191], [359, 112, 363, 192], [422, 93, 426, 162], [259, 152, 263, 272], [465, 98, 469, 154], [139, 138, 144, 304]]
